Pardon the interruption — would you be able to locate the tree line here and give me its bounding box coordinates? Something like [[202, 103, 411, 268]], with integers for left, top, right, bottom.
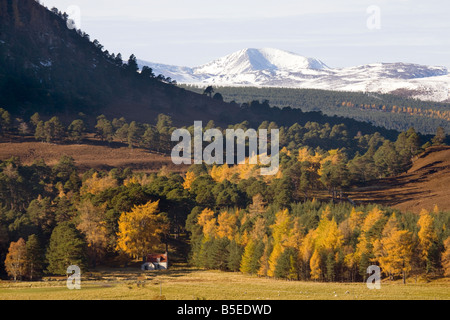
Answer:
[[182, 85, 450, 135], [186, 199, 450, 282]]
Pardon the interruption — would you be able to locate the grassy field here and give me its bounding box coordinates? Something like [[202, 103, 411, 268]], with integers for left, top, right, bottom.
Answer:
[[0, 265, 449, 300]]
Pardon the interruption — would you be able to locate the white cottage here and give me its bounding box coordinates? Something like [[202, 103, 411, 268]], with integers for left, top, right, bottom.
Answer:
[[141, 253, 168, 271]]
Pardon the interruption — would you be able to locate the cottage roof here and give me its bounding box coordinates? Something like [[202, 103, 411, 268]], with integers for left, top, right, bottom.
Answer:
[[147, 253, 167, 263]]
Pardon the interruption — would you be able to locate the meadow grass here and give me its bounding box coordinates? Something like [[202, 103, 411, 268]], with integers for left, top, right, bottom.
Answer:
[[0, 266, 448, 300]]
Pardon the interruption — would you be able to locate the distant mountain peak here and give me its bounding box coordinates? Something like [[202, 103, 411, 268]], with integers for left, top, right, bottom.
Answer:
[[194, 48, 328, 75], [140, 49, 449, 102]]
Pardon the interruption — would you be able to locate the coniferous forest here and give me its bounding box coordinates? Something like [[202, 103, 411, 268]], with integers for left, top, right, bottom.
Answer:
[[182, 85, 450, 135]]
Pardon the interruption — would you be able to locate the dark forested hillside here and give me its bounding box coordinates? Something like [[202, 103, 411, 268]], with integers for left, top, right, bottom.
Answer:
[[0, 0, 236, 125]]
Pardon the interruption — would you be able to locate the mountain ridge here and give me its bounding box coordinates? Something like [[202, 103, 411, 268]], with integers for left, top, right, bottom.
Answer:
[[140, 48, 450, 102]]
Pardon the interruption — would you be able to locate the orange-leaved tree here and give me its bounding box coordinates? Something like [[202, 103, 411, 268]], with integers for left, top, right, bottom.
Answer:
[[5, 238, 27, 281]]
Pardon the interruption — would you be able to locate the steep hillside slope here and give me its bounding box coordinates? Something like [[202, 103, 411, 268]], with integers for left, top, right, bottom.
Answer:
[[352, 146, 450, 213]]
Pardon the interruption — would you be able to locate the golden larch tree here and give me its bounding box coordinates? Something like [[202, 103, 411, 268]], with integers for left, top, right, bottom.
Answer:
[[183, 171, 196, 190], [240, 239, 257, 274], [355, 207, 385, 267], [417, 209, 437, 268], [310, 249, 322, 281], [197, 208, 217, 240], [267, 209, 291, 278], [216, 210, 238, 241], [442, 237, 450, 277], [257, 235, 271, 277], [116, 200, 169, 261], [374, 217, 413, 284], [299, 230, 315, 279], [81, 172, 118, 195]]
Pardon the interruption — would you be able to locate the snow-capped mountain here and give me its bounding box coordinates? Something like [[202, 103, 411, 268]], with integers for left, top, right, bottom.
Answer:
[[139, 48, 450, 102], [194, 48, 329, 75]]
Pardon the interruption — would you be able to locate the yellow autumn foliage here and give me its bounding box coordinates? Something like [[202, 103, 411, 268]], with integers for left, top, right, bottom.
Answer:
[[183, 171, 196, 190], [81, 172, 117, 195], [116, 200, 169, 260]]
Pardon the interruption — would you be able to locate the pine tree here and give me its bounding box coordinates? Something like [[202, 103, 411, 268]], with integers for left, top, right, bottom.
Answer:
[[326, 252, 336, 282], [142, 126, 160, 151], [274, 247, 298, 280], [115, 123, 129, 143], [30, 112, 41, 128], [65, 171, 82, 193], [68, 119, 86, 143], [0, 108, 11, 135], [141, 66, 155, 78], [126, 54, 139, 73], [34, 120, 46, 142], [203, 86, 215, 98], [44, 117, 65, 143], [26, 197, 55, 236], [210, 237, 230, 271], [46, 222, 88, 275], [25, 234, 44, 281], [95, 115, 114, 143], [432, 127, 446, 146], [127, 121, 142, 149], [227, 240, 243, 272]]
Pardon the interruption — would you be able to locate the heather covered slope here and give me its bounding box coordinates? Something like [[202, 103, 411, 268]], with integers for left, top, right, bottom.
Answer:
[[351, 146, 450, 213], [0, 139, 185, 173]]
